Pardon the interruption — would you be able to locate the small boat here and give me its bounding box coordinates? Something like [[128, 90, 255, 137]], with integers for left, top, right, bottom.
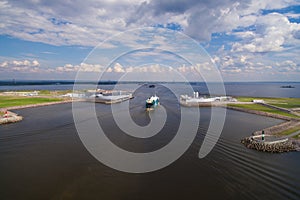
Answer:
[[146, 95, 159, 109], [149, 84, 155, 88]]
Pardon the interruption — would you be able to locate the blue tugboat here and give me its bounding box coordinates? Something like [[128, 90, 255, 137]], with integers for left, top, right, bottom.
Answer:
[[146, 95, 159, 110]]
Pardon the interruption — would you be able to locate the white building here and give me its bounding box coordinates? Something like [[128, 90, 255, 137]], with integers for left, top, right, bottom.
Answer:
[[253, 99, 265, 103]]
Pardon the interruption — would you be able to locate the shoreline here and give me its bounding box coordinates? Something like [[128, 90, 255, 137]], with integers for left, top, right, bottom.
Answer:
[[226, 106, 300, 152], [1, 99, 76, 111], [1, 94, 299, 152], [225, 105, 298, 121], [0, 99, 79, 125]]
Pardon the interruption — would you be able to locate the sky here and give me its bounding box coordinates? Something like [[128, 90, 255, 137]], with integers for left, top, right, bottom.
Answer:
[[1, 0, 300, 81]]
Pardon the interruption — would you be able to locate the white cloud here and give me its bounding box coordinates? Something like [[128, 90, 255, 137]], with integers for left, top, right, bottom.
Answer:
[[0, 0, 298, 47], [1, 0, 300, 81], [113, 63, 125, 73], [56, 63, 104, 72], [0, 59, 41, 72], [0, 0, 138, 46], [0, 58, 298, 82], [212, 54, 266, 74], [232, 13, 300, 53], [275, 60, 299, 72]]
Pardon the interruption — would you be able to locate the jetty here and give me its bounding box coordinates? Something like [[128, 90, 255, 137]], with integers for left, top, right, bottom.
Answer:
[[85, 89, 133, 104], [241, 135, 295, 153], [180, 93, 238, 107], [238, 106, 300, 153], [0, 111, 23, 125], [86, 94, 133, 104]]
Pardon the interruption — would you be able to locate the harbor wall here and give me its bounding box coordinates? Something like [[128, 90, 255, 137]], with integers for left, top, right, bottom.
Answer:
[[241, 136, 295, 153], [0, 111, 23, 125]]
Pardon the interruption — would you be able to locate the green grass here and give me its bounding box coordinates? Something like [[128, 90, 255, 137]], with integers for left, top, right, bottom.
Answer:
[[2, 90, 73, 96], [0, 96, 63, 108], [30, 90, 73, 96], [235, 97, 300, 109], [235, 97, 256, 102], [228, 103, 300, 118], [278, 126, 300, 136], [265, 98, 300, 109], [55, 90, 73, 95], [293, 134, 300, 139], [38, 90, 51, 95]]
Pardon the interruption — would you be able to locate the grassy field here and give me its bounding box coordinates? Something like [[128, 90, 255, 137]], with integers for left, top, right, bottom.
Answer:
[[293, 134, 300, 139], [0, 96, 63, 108], [278, 126, 300, 136], [38, 90, 73, 96], [0, 90, 73, 96], [227, 103, 300, 118], [236, 97, 300, 109]]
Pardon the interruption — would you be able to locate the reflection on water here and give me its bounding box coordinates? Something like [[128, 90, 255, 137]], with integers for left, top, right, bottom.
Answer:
[[0, 84, 300, 199]]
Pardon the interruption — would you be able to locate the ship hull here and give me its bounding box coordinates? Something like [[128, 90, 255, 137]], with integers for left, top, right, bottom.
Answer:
[[145, 96, 159, 109]]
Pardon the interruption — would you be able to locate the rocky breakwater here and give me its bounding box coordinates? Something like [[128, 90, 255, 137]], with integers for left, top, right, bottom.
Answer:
[[241, 135, 295, 153], [0, 111, 23, 125]]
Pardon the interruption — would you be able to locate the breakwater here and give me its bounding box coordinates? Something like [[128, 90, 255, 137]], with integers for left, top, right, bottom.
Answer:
[[0, 99, 77, 125], [0, 111, 23, 125], [226, 105, 300, 153], [241, 136, 295, 153], [85, 94, 133, 104]]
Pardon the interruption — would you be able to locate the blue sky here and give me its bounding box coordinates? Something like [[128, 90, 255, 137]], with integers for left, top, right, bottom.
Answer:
[[1, 0, 300, 81]]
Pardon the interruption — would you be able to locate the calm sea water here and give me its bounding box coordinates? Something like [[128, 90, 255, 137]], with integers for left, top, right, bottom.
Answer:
[[0, 84, 300, 199], [0, 82, 300, 98]]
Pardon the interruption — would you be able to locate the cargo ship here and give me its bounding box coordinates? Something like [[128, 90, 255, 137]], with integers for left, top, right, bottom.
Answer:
[[146, 95, 159, 109]]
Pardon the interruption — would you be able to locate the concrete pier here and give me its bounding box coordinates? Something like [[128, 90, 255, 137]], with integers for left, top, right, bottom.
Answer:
[[86, 94, 133, 104]]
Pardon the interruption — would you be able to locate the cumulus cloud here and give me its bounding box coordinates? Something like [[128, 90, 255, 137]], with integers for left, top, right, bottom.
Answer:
[[0, 0, 298, 46], [1, 0, 300, 81], [0, 60, 41, 72], [55, 62, 172, 74], [212, 54, 277, 74], [113, 63, 125, 73], [0, 0, 136, 46], [232, 13, 300, 53], [275, 60, 300, 72], [56, 63, 104, 72], [0, 58, 298, 82]]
